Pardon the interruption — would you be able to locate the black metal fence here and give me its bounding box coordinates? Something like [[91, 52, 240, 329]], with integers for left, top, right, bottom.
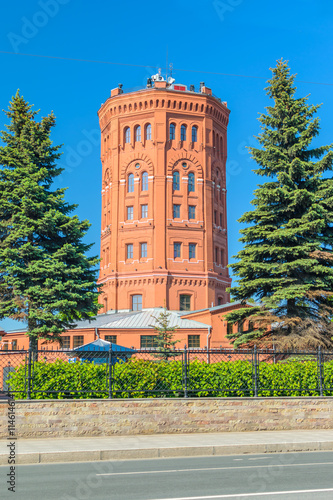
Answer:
[[1, 345, 333, 399]]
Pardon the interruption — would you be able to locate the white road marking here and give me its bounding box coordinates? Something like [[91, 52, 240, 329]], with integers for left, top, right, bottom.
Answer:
[[96, 461, 333, 476], [248, 457, 269, 461], [148, 488, 333, 499]]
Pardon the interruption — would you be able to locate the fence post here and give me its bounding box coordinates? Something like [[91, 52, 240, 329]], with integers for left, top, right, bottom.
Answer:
[[27, 347, 32, 400], [184, 344, 188, 398], [253, 345, 258, 397], [108, 344, 113, 399], [318, 346, 323, 397]]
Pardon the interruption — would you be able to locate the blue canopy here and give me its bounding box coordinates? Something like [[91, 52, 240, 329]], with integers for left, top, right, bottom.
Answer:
[[71, 338, 135, 364], [73, 338, 135, 353]]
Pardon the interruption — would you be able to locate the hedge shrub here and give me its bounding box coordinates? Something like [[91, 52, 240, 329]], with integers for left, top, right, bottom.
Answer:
[[6, 358, 333, 399]]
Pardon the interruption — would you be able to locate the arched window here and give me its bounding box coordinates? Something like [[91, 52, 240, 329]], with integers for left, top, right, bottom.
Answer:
[[141, 171, 148, 191], [169, 123, 176, 140], [124, 127, 130, 143], [128, 173, 134, 193], [173, 171, 180, 191], [135, 125, 141, 142], [181, 124, 187, 141], [145, 123, 152, 140], [192, 126, 198, 142], [188, 172, 195, 193]]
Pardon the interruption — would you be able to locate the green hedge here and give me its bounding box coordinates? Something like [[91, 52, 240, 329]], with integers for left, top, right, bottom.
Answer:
[[7, 358, 333, 399]]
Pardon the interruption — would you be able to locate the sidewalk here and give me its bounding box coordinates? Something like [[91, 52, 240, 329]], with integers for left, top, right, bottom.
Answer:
[[1, 429, 333, 465]]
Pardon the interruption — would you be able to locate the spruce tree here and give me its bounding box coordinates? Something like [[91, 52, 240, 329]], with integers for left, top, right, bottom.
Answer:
[[150, 308, 180, 361], [0, 91, 101, 350], [227, 60, 333, 349]]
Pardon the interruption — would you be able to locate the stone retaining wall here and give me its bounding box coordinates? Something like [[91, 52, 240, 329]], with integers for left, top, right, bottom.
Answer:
[[0, 398, 332, 439]]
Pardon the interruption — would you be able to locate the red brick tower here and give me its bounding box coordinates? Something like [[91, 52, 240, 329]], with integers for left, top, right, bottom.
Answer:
[[97, 75, 231, 313]]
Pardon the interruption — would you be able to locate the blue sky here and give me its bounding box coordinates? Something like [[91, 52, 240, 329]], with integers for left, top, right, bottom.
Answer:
[[0, 0, 333, 331]]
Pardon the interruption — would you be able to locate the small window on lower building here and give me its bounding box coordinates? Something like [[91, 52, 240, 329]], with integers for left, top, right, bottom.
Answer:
[[217, 297, 223, 305], [188, 335, 200, 348], [12, 340, 17, 350], [237, 322, 244, 333], [73, 336, 84, 348], [105, 335, 117, 344], [227, 323, 233, 336], [2, 342, 9, 351], [140, 335, 158, 348], [180, 294, 191, 311], [61, 336, 70, 349], [132, 294, 142, 311]]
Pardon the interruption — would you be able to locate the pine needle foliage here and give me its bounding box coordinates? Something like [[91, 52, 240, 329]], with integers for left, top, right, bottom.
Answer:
[[227, 60, 333, 348], [0, 91, 101, 350]]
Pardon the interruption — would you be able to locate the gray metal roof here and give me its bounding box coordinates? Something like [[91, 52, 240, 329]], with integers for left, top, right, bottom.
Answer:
[[73, 308, 210, 330]]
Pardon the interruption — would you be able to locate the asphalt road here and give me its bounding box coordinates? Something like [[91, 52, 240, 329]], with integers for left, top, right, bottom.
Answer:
[[2, 451, 333, 500]]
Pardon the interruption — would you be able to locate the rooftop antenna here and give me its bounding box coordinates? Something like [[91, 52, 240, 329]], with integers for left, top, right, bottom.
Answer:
[[166, 46, 168, 81]]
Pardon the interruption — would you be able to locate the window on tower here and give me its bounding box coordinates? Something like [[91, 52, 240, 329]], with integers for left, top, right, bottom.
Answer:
[[169, 123, 176, 140], [128, 173, 134, 193], [189, 243, 196, 260], [145, 123, 152, 140], [135, 125, 141, 142], [141, 171, 148, 191], [124, 127, 130, 143], [126, 206, 133, 220], [132, 294, 142, 311], [192, 125, 198, 143], [141, 204, 148, 218], [181, 124, 187, 141], [188, 205, 196, 220], [140, 242, 147, 258], [126, 244, 133, 260], [173, 204, 180, 218], [188, 172, 195, 193], [174, 242, 181, 259], [180, 294, 191, 311], [173, 171, 180, 190]]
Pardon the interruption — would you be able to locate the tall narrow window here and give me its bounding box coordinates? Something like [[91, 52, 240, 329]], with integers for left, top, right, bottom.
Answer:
[[214, 210, 217, 224], [169, 123, 176, 140], [220, 213, 222, 227], [135, 125, 141, 142], [174, 242, 181, 259], [124, 127, 130, 143], [220, 249, 224, 267], [192, 125, 198, 142], [128, 173, 134, 193], [180, 294, 191, 311], [173, 204, 180, 218], [145, 123, 152, 140], [215, 247, 218, 263], [181, 124, 187, 141], [126, 206, 133, 220], [141, 171, 148, 191], [188, 172, 195, 193], [126, 244, 133, 259], [188, 205, 196, 220], [173, 171, 180, 190], [132, 295, 142, 311], [189, 243, 196, 259], [218, 297, 223, 305], [140, 242, 147, 258], [141, 204, 148, 218]]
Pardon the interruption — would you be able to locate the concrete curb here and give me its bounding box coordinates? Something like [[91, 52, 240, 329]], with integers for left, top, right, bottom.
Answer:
[[2, 441, 333, 465]]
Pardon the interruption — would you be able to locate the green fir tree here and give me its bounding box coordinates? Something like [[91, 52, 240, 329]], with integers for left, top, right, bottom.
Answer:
[[227, 60, 333, 349], [150, 307, 180, 360], [0, 91, 101, 350]]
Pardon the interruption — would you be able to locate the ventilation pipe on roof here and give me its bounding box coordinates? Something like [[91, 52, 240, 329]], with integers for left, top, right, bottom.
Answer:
[[95, 327, 99, 340]]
